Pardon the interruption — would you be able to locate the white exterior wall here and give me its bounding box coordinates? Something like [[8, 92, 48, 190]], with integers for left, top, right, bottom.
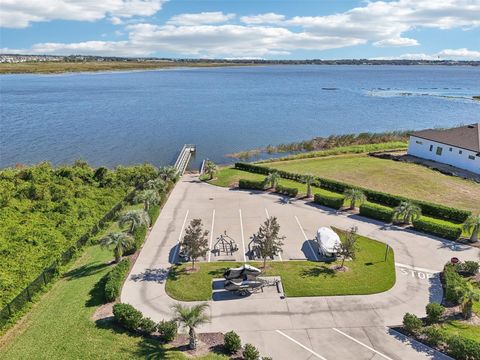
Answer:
[[407, 136, 480, 174]]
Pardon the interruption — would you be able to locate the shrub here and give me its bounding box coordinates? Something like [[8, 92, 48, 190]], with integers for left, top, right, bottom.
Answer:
[[426, 303, 444, 324], [314, 192, 344, 209], [104, 258, 131, 302], [412, 217, 462, 240], [457, 261, 479, 276], [224, 331, 242, 354], [243, 343, 260, 360], [403, 313, 423, 335], [238, 179, 266, 191], [113, 303, 143, 331], [422, 326, 445, 346], [359, 202, 394, 223], [157, 320, 177, 342], [446, 335, 480, 360], [443, 264, 465, 304], [275, 184, 298, 197], [148, 204, 161, 225], [139, 317, 157, 334]]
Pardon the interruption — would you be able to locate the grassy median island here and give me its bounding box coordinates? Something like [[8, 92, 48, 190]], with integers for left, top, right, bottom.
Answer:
[[166, 233, 395, 301]]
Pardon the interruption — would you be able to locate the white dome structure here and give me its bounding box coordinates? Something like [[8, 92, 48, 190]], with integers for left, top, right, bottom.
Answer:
[[316, 227, 341, 257]]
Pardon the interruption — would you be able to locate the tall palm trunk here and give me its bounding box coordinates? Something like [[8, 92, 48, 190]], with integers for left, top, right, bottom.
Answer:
[[189, 327, 197, 350], [307, 183, 311, 198], [263, 256, 267, 269], [144, 201, 149, 212], [470, 226, 479, 243], [114, 247, 122, 263]]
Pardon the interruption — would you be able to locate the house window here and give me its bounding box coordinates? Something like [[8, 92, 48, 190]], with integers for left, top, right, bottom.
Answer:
[[416, 140, 423, 145], [469, 155, 475, 160], [459, 150, 463, 154], [429, 145, 433, 151], [449, 148, 452, 152], [436, 147, 443, 156]]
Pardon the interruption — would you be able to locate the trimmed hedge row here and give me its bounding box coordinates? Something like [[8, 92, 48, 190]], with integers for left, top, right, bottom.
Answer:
[[234, 162, 471, 223], [359, 202, 394, 223], [412, 217, 462, 241], [104, 258, 131, 302], [443, 264, 465, 304], [275, 184, 298, 197], [313, 193, 344, 209], [238, 179, 266, 191]]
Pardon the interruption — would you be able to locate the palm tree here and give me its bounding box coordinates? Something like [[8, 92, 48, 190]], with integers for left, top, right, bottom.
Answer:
[[343, 188, 366, 209], [158, 166, 179, 182], [119, 210, 150, 233], [265, 172, 280, 189], [393, 201, 422, 224], [144, 178, 166, 192], [303, 174, 316, 198], [455, 281, 480, 319], [100, 232, 134, 263], [134, 189, 160, 211], [203, 160, 217, 180], [463, 214, 480, 243], [172, 303, 210, 350]]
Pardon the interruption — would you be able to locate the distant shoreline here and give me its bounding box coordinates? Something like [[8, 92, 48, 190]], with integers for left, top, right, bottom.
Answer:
[[0, 61, 258, 75]]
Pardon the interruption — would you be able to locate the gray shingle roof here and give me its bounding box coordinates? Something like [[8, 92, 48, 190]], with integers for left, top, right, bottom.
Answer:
[[411, 123, 480, 152]]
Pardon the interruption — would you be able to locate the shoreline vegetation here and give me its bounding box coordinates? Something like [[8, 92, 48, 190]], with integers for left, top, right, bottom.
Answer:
[[0, 61, 255, 74], [226, 131, 410, 161]]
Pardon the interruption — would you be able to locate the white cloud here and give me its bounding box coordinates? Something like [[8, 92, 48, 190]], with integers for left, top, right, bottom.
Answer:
[[371, 48, 480, 60], [167, 12, 235, 26], [373, 37, 419, 47], [240, 13, 285, 25], [0, 0, 167, 28]]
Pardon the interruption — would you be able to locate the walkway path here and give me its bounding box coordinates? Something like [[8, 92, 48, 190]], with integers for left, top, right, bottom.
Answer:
[[122, 174, 478, 360]]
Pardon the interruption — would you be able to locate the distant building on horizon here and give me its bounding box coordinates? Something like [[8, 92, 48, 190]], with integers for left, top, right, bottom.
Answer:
[[407, 123, 480, 175]]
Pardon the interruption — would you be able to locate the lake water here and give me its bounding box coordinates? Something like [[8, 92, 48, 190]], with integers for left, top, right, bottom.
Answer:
[[1, 65, 479, 169]]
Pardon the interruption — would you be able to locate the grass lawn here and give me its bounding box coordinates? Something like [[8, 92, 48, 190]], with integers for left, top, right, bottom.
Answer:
[[0, 246, 226, 360], [263, 155, 479, 212], [440, 320, 480, 343], [166, 233, 395, 301]]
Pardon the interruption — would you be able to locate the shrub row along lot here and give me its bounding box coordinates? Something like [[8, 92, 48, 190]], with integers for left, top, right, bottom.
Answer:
[[166, 231, 395, 301]]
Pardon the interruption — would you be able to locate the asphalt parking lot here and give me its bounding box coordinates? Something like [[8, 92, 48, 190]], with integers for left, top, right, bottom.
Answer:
[[122, 175, 480, 360]]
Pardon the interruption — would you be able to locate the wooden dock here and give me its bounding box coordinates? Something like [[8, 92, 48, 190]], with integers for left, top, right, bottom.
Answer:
[[174, 144, 196, 175]]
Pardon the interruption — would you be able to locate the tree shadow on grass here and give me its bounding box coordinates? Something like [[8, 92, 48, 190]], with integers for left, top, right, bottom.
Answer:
[[64, 262, 111, 280], [167, 266, 188, 281], [134, 338, 168, 360], [301, 265, 336, 278], [86, 273, 108, 307]]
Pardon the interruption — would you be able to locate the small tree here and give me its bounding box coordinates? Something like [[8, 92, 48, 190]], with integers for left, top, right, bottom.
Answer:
[[334, 227, 359, 269], [224, 331, 242, 354], [403, 313, 422, 335], [343, 188, 366, 209], [204, 160, 218, 180], [119, 210, 150, 233], [426, 303, 444, 324], [455, 281, 480, 319], [265, 172, 280, 189], [144, 178, 166, 192], [172, 303, 210, 350], [303, 174, 316, 198], [181, 219, 209, 269], [100, 232, 134, 263], [463, 214, 480, 243], [393, 201, 422, 224], [158, 166, 179, 182], [134, 189, 160, 211], [255, 216, 285, 268], [243, 343, 260, 360]]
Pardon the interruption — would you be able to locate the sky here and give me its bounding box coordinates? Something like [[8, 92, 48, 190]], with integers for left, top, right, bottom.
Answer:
[[1, 0, 480, 60]]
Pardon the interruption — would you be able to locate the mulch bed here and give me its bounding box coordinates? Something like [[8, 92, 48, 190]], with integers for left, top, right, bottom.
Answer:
[[170, 332, 232, 358]]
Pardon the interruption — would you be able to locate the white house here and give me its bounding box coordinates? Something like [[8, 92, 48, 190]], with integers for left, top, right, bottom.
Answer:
[[407, 123, 480, 175]]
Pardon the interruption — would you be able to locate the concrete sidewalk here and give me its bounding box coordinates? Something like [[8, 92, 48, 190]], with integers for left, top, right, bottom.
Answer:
[[121, 174, 477, 360]]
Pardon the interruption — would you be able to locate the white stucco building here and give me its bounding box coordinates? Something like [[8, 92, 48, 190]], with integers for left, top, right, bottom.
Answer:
[[407, 123, 480, 175]]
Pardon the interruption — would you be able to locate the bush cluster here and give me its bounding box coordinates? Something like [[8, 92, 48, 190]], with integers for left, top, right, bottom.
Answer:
[[104, 258, 131, 302], [313, 193, 344, 209], [113, 303, 178, 340], [359, 202, 394, 223], [402, 313, 423, 335], [224, 331, 242, 354], [443, 264, 466, 304], [422, 326, 445, 346], [243, 343, 260, 360], [238, 179, 266, 191], [275, 184, 298, 197], [457, 261, 479, 276], [234, 162, 471, 223], [426, 303, 444, 324], [412, 217, 462, 240], [445, 335, 480, 360]]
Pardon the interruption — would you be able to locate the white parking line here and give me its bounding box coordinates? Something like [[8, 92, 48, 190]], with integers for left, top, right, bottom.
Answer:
[[332, 328, 394, 360], [239, 209, 247, 262], [265, 208, 282, 261], [395, 263, 439, 274], [275, 330, 328, 360], [208, 209, 215, 262], [172, 210, 189, 262], [294, 215, 318, 261]]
